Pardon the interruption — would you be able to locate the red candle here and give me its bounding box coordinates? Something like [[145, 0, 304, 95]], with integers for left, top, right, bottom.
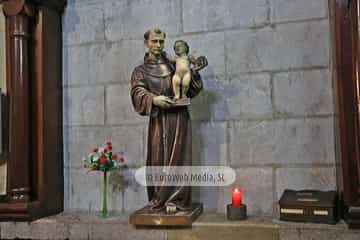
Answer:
[[232, 188, 242, 207]]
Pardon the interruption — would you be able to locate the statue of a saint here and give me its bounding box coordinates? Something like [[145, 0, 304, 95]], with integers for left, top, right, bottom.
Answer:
[[130, 28, 207, 214]]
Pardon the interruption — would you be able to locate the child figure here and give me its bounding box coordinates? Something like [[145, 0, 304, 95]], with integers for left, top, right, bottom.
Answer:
[[172, 40, 197, 100]]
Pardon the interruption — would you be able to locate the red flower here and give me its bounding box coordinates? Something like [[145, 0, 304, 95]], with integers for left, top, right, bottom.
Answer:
[[111, 154, 118, 160], [104, 149, 108, 153], [107, 145, 113, 151], [119, 156, 125, 162], [100, 156, 107, 164], [106, 141, 112, 146], [92, 165, 98, 170], [93, 148, 98, 153]]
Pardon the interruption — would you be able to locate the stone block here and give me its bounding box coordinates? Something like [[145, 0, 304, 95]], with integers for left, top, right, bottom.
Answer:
[[63, 45, 90, 86], [183, 0, 268, 33], [271, 0, 328, 23], [65, 125, 144, 168], [226, 21, 330, 74], [7, 222, 32, 239], [88, 223, 124, 240], [285, 229, 358, 240], [63, 126, 70, 167], [107, 173, 125, 212], [104, 0, 182, 41], [0, 221, 68, 239], [0, 222, 17, 239], [29, 220, 68, 240], [122, 171, 149, 211], [64, 167, 70, 210], [64, 126, 109, 168], [98, 41, 145, 84], [63, 86, 105, 125], [63, 3, 104, 45], [275, 167, 336, 199], [229, 118, 335, 166], [64, 42, 144, 86], [106, 84, 148, 125], [0, 6, 4, 32], [87, 44, 108, 84], [192, 121, 227, 166], [69, 223, 91, 240], [226, 73, 272, 119], [190, 73, 272, 121], [103, 168, 149, 212], [189, 76, 229, 121], [109, 126, 146, 168], [89, 224, 166, 240], [192, 186, 220, 212], [340, 232, 360, 240], [273, 69, 333, 116], [218, 168, 273, 215], [279, 229, 301, 240], [168, 225, 279, 240], [227, 120, 273, 165], [165, 32, 226, 78], [68, 168, 131, 213], [69, 168, 103, 211]]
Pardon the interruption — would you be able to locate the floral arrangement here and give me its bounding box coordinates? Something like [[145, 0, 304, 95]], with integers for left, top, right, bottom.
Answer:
[[82, 141, 127, 217], [82, 141, 126, 172]]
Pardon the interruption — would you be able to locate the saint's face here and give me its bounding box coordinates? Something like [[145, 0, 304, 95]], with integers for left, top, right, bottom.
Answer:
[[145, 33, 165, 58]]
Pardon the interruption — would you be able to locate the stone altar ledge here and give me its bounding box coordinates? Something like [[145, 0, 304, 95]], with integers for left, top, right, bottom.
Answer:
[[0, 212, 359, 239]]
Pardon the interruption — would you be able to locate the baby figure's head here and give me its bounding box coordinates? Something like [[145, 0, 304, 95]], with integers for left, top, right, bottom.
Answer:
[[174, 40, 189, 56]]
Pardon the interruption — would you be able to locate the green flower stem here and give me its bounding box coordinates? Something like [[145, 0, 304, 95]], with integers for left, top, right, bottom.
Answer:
[[102, 170, 108, 218]]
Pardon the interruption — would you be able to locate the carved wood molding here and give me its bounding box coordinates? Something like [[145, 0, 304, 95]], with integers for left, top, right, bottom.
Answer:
[[2, 0, 32, 17], [2, 0, 66, 14]]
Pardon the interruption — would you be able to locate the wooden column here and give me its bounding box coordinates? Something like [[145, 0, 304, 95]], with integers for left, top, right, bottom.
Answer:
[[329, 0, 360, 228], [0, 0, 65, 221], [3, 0, 34, 203]]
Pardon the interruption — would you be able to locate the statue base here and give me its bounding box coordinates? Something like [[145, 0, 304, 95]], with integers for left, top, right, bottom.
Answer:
[[129, 203, 203, 226], [172, 97, 190, 107]]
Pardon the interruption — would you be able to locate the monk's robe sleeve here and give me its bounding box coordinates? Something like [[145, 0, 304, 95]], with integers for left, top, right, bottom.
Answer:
[[186, 69, 203, 98], [130, 67, 155, 116]]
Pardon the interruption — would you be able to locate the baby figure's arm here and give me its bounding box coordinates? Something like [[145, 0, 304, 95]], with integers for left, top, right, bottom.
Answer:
[[188, 54, 197, 65]]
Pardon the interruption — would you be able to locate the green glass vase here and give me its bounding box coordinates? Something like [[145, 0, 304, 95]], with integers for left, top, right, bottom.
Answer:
[[102, 170, 108, 218]]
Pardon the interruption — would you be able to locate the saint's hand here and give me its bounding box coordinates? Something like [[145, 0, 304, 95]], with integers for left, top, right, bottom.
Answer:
[[152, 95, 174, 109]]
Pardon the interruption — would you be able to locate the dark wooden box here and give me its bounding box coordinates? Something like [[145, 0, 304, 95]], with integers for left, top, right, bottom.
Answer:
[[279, 190, 338, 224]]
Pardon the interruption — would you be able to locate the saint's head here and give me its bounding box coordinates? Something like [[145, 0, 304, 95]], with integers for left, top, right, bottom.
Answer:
[[144, 28, 166, 59]]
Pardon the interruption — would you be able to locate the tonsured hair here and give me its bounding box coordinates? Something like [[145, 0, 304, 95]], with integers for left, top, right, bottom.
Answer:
[[144, 28, 166, 40]]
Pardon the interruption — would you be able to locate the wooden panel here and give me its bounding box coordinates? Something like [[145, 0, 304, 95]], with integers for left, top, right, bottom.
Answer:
[[32, 6, 63, 214]]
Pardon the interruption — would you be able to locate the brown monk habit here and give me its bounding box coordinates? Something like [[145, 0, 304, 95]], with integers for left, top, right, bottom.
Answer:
[[130, 54, 203, 212]]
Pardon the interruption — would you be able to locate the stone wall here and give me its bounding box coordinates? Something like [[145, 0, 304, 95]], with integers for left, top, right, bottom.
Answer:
[[63, 0, 335, 216]]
